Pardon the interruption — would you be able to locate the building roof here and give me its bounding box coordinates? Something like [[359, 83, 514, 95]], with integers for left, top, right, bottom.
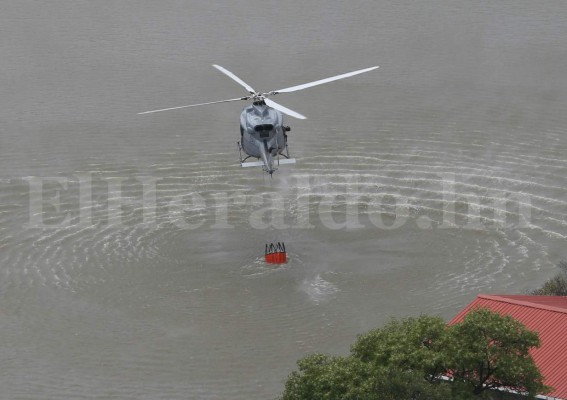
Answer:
[[449, 295, 567, 399]]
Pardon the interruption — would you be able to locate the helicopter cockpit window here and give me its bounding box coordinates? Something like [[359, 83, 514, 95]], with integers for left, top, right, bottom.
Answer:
[[254, 124, 274, 132], [254, 124, 274, 138]]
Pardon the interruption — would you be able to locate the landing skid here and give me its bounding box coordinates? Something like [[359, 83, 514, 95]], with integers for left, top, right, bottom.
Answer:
[[237, 141, 296, 168], [240, 158, 296, 168]]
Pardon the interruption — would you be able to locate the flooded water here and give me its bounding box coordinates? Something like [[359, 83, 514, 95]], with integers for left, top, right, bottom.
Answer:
[[1, 1, 567, 398]]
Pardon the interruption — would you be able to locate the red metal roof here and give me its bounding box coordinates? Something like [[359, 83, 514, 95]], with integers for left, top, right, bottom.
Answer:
[[449, 295, 567, 399]]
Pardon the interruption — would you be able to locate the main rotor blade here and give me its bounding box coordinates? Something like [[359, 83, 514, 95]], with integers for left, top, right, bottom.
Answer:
[[138, 97, 248, 115], [272, 66, 379, 94], [212, 64, 256, 93], [264, 98, 306, 120]]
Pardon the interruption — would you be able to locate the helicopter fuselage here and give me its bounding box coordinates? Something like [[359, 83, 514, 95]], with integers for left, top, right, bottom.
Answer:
[[139, 64, 378, 176], [239, 102, 290, 174]]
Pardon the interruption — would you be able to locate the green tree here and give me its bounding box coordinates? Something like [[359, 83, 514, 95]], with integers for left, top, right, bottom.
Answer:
[[280, 354, 374, 400], [280, 310, 550, 399], [531, 261, 567, 296], [351, 315, 447, 382], [280, 353, 450, 400], [445, 308, 549, 398]]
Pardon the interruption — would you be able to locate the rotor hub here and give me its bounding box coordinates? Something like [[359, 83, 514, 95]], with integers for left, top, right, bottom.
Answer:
[[250, 92, 264, 102]]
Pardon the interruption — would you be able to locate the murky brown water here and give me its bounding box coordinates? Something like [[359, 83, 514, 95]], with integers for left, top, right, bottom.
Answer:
[[1, 1, 567, 398]]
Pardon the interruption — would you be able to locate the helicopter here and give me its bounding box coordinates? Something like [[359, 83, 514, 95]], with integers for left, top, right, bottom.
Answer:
[[139, 64, 379, 175]]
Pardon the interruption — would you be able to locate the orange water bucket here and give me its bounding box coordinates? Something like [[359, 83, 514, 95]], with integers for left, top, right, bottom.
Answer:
[[265, 242, 287, 264]]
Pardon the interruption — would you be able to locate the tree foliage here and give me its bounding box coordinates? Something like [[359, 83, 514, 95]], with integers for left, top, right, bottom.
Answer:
[[531, 261, 567, 296], [445, 308, 549, 397], [281, 354, 375, 400], [280, 353, 450, 400], [351, 315, 447, 382], [280, 309, 550, 400]]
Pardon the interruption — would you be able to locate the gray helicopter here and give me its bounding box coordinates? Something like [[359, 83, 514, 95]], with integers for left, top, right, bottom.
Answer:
[[139, 64, 378, 175]]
